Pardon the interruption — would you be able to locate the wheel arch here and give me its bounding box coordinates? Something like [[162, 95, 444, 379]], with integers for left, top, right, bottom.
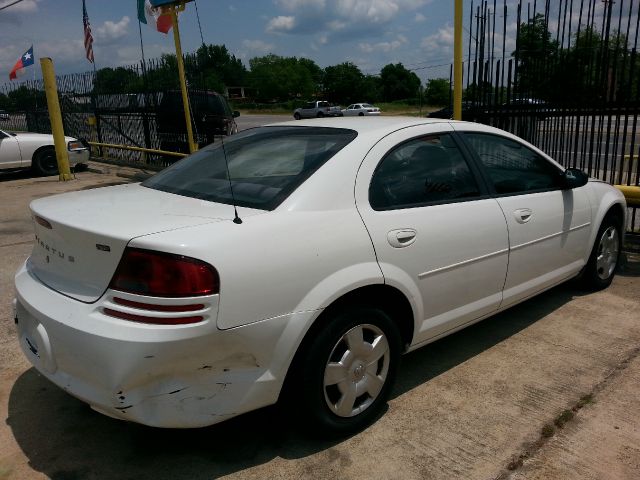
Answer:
[[31, 144, 55, 164], [586, 184, 627, 256], [279, 283, 415, 401]]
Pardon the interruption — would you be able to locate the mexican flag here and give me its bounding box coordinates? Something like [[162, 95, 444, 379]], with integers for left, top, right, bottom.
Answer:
[[137, 0, 173, 34]]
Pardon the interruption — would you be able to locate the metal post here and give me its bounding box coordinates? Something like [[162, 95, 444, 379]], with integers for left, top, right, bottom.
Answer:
[[40, 58, 73, 181], [171, 3, 197, 153], [454, 0, 464, 120]]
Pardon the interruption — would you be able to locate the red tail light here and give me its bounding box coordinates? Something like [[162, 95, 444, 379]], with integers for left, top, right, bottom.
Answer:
[[109, 248, 219, 297]]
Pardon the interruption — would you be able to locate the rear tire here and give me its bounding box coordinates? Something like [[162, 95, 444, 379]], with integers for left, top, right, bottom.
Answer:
[[581, 215, 622, 290], [294, 112, 301, 120], [317, 111, 324, 118], [32, 147, 58, 176], [359, 112, 364, 116], [295, 306, 401, 437]]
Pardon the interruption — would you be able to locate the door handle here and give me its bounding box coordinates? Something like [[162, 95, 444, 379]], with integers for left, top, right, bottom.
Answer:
[[387, 229, 417, 248], [514, 208, 533, 224]]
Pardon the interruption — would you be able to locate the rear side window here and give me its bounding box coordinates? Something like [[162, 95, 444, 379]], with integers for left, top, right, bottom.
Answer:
[[370, 133, 481, 210], [464, 133, 562, 194], [143, 126, 357, 210]]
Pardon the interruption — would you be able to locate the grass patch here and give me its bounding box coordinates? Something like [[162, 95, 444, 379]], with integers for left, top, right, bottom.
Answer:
[[575, 394, 594, 409], [541, 423, 556, 438], [237, 102, 446, 117], [554, 409, 575, 428]]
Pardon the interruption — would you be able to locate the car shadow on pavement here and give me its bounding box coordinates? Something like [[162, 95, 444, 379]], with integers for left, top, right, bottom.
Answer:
[[6, 283, 581, 480], [392, 282, 581, 398]]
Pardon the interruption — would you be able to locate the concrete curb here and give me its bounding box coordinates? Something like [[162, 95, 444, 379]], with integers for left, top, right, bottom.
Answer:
[[85, 160, 155, 182]]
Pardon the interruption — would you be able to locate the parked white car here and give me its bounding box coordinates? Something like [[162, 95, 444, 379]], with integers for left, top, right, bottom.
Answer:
[[14, 118, 625, 435], [0, 129, 89, 176], [342, 103, 381, 116]]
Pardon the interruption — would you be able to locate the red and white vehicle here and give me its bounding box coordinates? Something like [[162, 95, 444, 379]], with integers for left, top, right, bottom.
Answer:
[[14, 118, 625, 435]]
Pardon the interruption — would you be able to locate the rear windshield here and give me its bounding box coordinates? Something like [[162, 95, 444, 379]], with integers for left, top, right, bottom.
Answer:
[[142, 126, 358, 210]]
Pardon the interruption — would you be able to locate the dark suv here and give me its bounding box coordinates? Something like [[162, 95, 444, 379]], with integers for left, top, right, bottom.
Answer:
[[156, 90, 240, 153]]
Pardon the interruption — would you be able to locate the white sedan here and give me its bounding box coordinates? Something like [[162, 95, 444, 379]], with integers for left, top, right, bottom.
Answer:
[[0, 129, 89, 176], [14, 118, 625, 435], [342, 103, 381, 116]]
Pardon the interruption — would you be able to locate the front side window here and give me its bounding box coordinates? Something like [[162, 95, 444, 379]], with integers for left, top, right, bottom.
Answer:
[[369, 133, 481, 210], [463, 133, 562, 194], [143, 126, 357, 210]]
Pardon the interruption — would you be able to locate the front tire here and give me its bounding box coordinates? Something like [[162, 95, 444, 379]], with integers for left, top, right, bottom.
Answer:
[[32, 147, 58, 176], [582, 215, 622, 290], [294, 112, 301, 120], [317, 111, 324, 118], [297, 306, 401, 436]]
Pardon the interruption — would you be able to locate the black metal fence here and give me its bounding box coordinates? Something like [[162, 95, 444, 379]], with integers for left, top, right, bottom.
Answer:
[[463, 0, 639, 232], [0, 56, 232, 166]]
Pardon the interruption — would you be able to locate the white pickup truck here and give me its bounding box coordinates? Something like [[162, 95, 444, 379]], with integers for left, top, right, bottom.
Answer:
[[293, 101, 343, 120]]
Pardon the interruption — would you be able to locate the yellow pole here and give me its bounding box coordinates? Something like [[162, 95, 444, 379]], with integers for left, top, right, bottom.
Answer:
[[40, 58, 73, 181], [453, 0, 464, 121], [170, 4, 197, 154]]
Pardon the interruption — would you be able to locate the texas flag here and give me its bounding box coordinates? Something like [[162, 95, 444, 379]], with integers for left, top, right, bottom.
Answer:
[[137, 0, 173, 34], [9, 46, 34, 81]]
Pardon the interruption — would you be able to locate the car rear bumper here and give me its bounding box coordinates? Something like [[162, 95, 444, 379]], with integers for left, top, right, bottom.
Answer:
[[14, 261, 310, 428], [69, 149, 89, 167]]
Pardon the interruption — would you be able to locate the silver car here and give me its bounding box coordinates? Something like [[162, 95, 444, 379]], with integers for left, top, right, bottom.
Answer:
[[342, 103, 381, 116]]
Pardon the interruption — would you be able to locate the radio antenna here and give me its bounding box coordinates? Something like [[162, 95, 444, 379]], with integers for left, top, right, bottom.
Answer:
[[220, 135, 242, 224]]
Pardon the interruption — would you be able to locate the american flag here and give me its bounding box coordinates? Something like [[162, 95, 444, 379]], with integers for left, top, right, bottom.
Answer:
[[82, 0, 95, 64]]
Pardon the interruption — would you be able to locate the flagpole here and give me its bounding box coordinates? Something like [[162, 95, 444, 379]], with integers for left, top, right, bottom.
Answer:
[[138, 18, 147, 76]]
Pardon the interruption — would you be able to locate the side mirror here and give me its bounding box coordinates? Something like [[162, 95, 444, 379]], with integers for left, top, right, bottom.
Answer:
[[233, 111, 240, 118], [562, 168, 588, 189]]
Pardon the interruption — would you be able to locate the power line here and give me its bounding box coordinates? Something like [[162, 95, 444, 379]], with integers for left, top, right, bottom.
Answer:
[[0, 0, 25, 11]]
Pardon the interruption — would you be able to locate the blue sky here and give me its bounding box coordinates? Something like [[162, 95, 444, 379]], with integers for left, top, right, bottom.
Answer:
[[0, 0, 626, 87], [0, 0, 478, 84]]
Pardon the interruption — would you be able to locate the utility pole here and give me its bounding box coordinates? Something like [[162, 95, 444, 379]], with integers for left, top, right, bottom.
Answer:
[[453, 0, 464, 120]]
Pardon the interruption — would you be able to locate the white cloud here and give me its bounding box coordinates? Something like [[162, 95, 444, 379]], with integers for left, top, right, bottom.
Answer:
[[0, 0, 39, 13], [421, 25, 455, 50], [266, 15, 296, 33], [114, 44, 172, 66], [95, 16, 131, 44], [359, 34, 408, 53], [39, 39, 86, 62], [242, 39, 275, 54], [0, 0, 40, 24], [267, 0, 431, 40], [276, 0, 326, 11], [414, 13, 426, 23]]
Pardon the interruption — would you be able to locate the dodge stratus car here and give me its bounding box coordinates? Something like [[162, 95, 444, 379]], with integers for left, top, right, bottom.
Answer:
[[14, 118, 625, 435]]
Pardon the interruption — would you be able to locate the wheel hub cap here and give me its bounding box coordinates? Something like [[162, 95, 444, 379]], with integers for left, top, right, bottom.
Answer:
[[596, 226, 619, 280], [323, 323, 390, 418]]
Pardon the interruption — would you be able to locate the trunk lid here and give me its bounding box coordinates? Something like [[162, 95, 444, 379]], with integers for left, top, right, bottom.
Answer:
[[28, 183, 262, 302]]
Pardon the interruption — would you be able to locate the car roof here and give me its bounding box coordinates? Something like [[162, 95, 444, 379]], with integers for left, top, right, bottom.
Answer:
[[266, 117, 454, 138]]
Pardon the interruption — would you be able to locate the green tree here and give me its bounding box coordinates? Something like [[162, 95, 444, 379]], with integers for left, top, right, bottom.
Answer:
[[186, 44, 247, 92], [322, 62, 364, 104], [424, 78, 450, 106], [379, 63, 421, 102], [7, 85, 45, 111], [513, 13, 559, 99], [94, 66, 143, 93], [0, 92, 10, 110], [359, 75, 382, 103], [248, 54, 318, 101]]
